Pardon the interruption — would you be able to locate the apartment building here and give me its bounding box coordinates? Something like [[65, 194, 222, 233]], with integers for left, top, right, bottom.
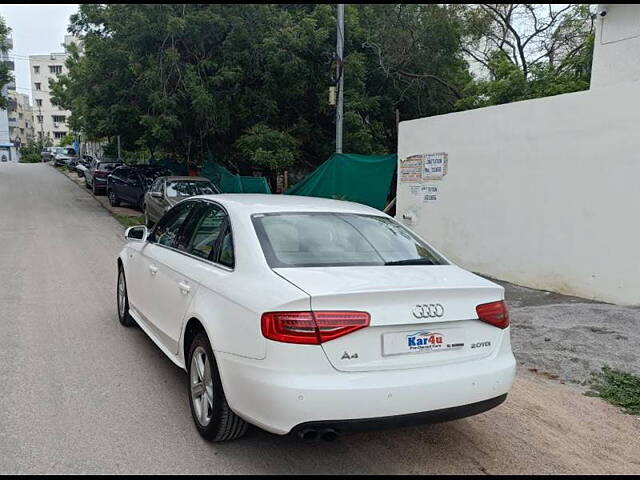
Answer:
[[7, 90, 35, 148], [0, 37, 18, 162], [29, 35, 79, 144]]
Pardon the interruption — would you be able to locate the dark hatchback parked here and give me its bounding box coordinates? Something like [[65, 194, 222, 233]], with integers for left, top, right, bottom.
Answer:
[[85, 158, 124, 195], [107, 165, 173, 210]]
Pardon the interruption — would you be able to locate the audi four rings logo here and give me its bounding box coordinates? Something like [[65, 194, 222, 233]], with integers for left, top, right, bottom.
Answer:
[[412, 304, 445, 318]]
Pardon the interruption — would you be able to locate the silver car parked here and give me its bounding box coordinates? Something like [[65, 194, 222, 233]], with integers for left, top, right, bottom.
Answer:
[[143, 176, 220, 226]]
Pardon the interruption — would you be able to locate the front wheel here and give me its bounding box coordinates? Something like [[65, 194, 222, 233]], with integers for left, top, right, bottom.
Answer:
[[187, 332, 248, 442], [117, 267, 136, 327]]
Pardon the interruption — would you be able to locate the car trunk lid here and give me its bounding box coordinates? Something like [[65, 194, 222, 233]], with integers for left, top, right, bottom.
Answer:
[[274, 265, 506, 372]]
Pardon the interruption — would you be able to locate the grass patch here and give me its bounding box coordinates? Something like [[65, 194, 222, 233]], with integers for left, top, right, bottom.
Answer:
[[586, 366, 640, 415], [113, 213, 145, 228]]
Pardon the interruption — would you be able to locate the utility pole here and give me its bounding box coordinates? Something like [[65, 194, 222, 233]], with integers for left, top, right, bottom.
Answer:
[[335, 4, 344, 154], [117, 135, 121, 159]]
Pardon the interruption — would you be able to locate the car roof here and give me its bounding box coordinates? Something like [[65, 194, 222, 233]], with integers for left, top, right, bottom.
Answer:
[[188, 193, 383, 216]]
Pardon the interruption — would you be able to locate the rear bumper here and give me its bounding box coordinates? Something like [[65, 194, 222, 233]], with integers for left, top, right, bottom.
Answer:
[[291, 393, 507, 436], [216, 332, 516, 435]]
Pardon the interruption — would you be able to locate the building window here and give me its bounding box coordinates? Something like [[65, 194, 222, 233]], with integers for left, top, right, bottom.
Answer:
[[52, 115, 66, 123], [53, 131, 67, 139], [36, 99, 42, 107], [49, 65, 63, 74], [33, 65, 40, 74], [35, 83, 41, 91], [18, 113, 23, 119], [37, 115, 43, 123]]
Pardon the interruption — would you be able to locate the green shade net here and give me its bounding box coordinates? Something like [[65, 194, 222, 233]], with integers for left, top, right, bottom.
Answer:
[[200, 161, 271, 194], [286, 153, 397, 210]]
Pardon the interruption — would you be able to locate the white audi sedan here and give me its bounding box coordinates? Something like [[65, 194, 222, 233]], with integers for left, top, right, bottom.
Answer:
[[117, 194, 516, 442]]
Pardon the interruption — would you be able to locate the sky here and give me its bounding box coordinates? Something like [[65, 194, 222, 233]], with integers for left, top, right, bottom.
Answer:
[[0, 4, 79, 101]]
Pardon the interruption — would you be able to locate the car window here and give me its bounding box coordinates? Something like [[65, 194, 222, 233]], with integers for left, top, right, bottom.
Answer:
[[185, 204, 227, 260], [98, 162, 122, 172], [150, 178, 163, 194], [150, 201, 198, 248], [128, 170, 142, 183], [252, 212, 447, 268], [112, 166, 127, 178], [166, 180, 218, 197], [217, 227, 234, 268]]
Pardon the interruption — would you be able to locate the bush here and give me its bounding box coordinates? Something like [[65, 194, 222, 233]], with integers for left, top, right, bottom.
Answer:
[[20, 153, 41, 163]]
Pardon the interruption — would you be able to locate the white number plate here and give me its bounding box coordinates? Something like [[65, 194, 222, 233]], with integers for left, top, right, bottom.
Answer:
[[382, 328, 465, 356]]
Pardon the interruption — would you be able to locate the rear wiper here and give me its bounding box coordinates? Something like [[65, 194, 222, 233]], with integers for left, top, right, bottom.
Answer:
[[384, 258, 436, 266]]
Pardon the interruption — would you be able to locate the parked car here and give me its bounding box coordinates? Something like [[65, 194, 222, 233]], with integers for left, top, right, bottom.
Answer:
[[143, 176, 219, 226], [117, 194, 516, 442], [75, 155, 93, 178], [53, 147, 78, 167], [107, 165, 174, 210], [41, 147, 55, 163], [85, 157, 123, 195]]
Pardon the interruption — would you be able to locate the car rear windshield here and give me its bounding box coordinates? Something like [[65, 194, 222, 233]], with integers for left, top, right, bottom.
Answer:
[[166, 180, 218, 197], [252, 212, 447, 268], [98, 162, 121, 171]]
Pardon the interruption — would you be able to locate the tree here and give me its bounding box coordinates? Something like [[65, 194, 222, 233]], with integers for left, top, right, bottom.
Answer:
[[0, 16, 13, 110], [235, 124, 300, 172], [457, 4, 595, 108], [57, 132, 75, 147], [51, 4, 473, 174]]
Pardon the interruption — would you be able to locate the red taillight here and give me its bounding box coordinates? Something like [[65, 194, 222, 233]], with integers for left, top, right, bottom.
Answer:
[[476, 300, 510, 329], [261, 311, 370, 344]]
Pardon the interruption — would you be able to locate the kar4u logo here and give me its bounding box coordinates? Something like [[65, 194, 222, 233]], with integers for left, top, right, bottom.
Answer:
[[407, 331, 444, 348]]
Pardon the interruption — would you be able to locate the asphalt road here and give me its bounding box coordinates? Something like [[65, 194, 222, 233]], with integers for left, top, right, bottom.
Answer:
[[1, 163, 639, 475]]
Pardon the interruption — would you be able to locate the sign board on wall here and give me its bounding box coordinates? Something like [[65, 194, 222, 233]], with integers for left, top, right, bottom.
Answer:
[[423, 152, 448, 180], [399, 152, 448, 182], [409, 184, 438, 203]]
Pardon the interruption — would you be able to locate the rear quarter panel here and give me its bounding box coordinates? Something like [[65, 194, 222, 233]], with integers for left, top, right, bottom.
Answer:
[[180, 203, 311, 362], [186, 268, 310, 361]]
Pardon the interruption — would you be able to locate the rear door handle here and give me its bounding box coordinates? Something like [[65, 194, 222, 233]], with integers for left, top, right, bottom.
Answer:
[[149, 264, 158, 275], [178, 281, 191, 294]]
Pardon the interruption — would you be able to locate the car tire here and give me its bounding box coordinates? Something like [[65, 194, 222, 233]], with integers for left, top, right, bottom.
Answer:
[[117, 267, 136, 327], [108, 189, 120, 207], [187, 332, 248, 442]]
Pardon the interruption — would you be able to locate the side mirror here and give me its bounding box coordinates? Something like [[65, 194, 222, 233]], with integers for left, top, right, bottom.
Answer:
[[151, 191, 162, 198], [124, 225, 148, 242]]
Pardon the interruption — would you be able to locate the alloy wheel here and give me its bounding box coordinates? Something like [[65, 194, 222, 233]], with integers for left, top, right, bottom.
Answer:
[[190, 347, 214, 427], [117, 270, 126, 319]]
